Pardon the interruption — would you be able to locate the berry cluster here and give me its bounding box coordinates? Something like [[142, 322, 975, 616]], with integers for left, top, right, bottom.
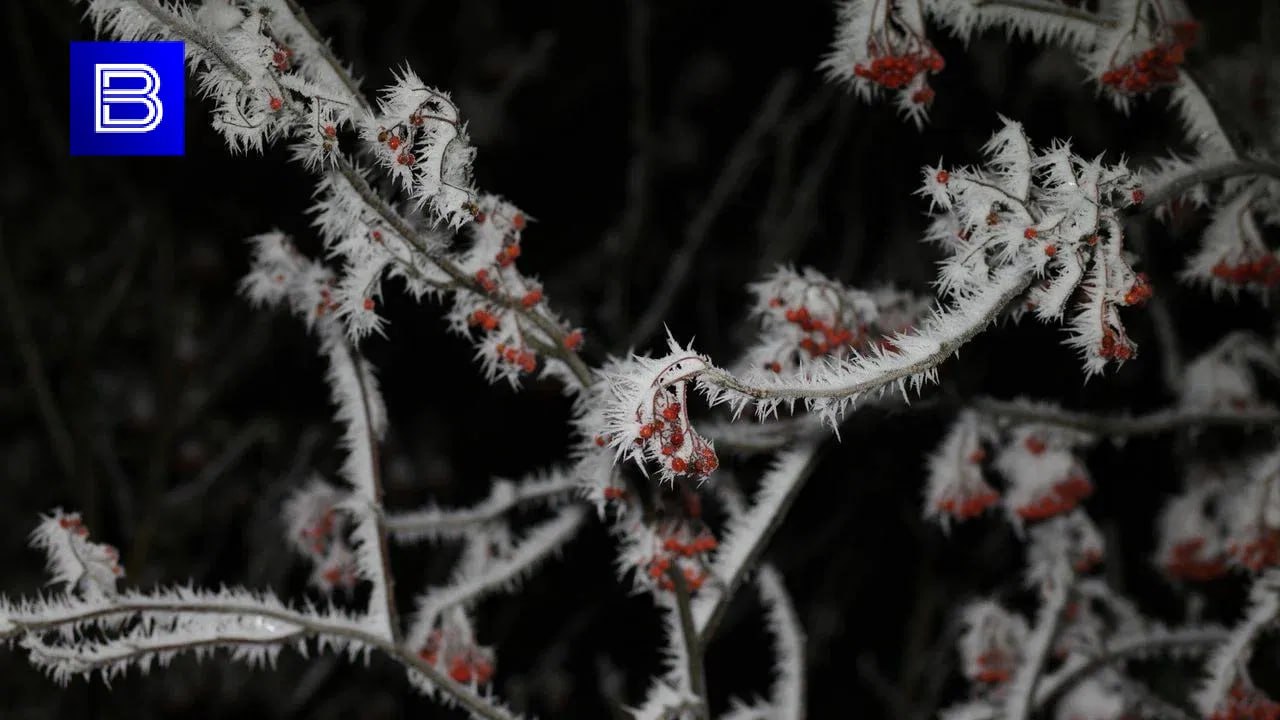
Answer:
[[1098, 329, 1135, 362], [1100, 21, 1198, 95], [635, 395, 719, 479], [762, 298, 869, 372], [1212, 253, 1280, 288], [645, 526, 718, 593], [418, 630, 495, 685], [646, 556, 707, 592], [1212, 683, 1280, 720], [1123, 272, 1153, 305], [1014, 474, 1093, 521], [318, 561, 357, 590], [1164, 536, 1228, 582], [494, 343, 537, 374], [1228, 528, 1280, 573], [312, 283, 341, 319], [853, 47, 944, 92], [271, 45, 294, 72], [933, 448, 1000, 521], [58, 514, 123, 578], [462, 212, 556, 377], [297, 506, 338, 556], [285, 484, 359, 592], [970, 648, 1014, 685], [1013, 437, 1094, 522], [376, 126, 416, 167]]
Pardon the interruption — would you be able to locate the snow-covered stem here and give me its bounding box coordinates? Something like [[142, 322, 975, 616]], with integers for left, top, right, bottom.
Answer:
[[332, 340, 399, 642], [1032, 626, 1228, 712], [131, 0, 252, 83], [1144, 159, 1280, 208], [328, 157, 593, 388], [1, 593, 517, 720], [693, 441, 823, 644], [968, 0, 1109, 28], [702, 266, 1032, 407], [1195, 573, 1280, 714], [1003, 568, 1071, 720], [406, 507, 585, 650], [972, 397, 1280, 436], [277, 0, 369, 111], [699, 416, 826, 455], [386, 467, 577, 542], [667, 564, 708, 720], [756, 566, 805, 720]]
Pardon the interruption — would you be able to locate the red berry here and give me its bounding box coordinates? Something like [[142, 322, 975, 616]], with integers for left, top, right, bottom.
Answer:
[[269, 96, 283, 111]]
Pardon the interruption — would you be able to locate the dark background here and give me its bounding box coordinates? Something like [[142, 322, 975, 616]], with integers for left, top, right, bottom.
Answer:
[[0, 0, 1276, 717]]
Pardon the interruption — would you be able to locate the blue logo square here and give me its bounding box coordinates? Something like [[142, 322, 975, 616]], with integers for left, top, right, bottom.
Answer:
[[70, 41, 185, 156]]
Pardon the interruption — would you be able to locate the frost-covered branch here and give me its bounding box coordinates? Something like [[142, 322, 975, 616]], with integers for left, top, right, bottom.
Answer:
[[1003, 565, 1071, 720], [386, 467, 578, 543], [668, 565, 708, 720], [406, 507, 586, 650], [1033, 625, 1227, 712], [1195, 571, 1280, 716], [972, 397, 1280, 437], [1143, 159, 1280, 208], [1, 588, 519, 720], [700, 266, 1031, 421], [753, 566, 805, 720], [693, 441, 822, 644]]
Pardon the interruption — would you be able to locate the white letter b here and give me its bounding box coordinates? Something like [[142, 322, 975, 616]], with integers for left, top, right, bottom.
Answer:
[[94, 63, 164, 133]]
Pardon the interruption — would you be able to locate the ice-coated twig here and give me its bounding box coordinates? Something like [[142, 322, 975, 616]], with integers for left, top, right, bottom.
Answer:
[[753, 566, 805, 720], [386, 467, 579, 543], [0, 588, 520, 720], [973, 397, 1280, 437], [700, 265, 1033, 424], [1195, 571, 1280, 715], [693, 441, 823, 644], [406, 507, 585, 650], [1003, 564, 1071, 720]]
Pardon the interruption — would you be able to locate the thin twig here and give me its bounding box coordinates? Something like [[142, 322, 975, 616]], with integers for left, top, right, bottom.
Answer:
[[703, 268, 1034, 402], [4, 599, 517, 720], [696, 441, 825, 645], [1145, 160, 1280, 208], [339, 340, 400, 643], [669, 567, 709, 720], [280, 0, 370, 113], [331, 157, 594, 388], [0, 229, 77, 484], [973, 397, 1280, 436], [1033, 627, 1228, 712], [628, 73, 799, 346]]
